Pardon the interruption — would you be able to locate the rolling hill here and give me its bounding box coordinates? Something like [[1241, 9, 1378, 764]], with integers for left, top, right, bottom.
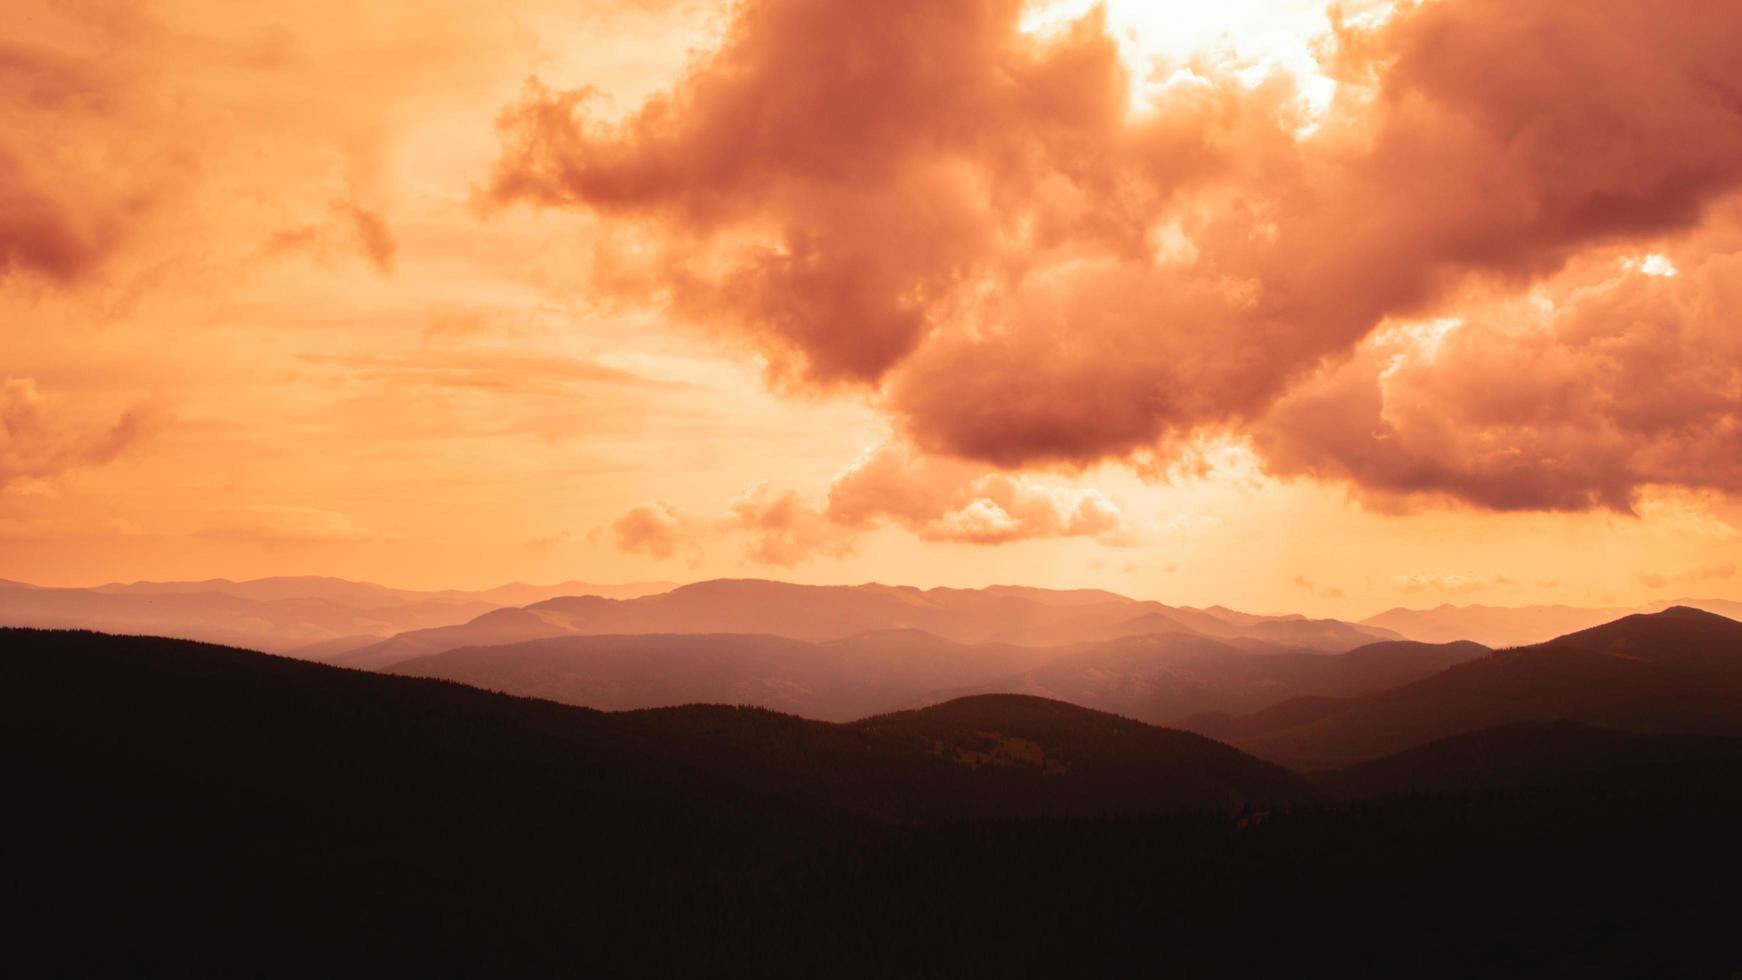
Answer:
[[385, 629, 1061, 721], [912, 634, 1491, 725], [9, 624, 1741, 977]]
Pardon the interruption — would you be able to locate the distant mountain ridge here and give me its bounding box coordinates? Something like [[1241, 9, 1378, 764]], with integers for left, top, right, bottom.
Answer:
[[0, 576, 675, 653], [341, 578, 1403, 668], [1363, 598, 1742, 647]]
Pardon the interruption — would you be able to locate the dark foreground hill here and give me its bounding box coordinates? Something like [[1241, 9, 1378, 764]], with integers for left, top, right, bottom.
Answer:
[[6, 628, 1741, 978], [1189, 606, 1742, 767]]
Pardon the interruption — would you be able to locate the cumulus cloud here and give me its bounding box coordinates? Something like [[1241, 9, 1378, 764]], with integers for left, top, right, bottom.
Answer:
[[490, 0, 1742, 511], [1, 378, 151, 491], [1257, 221, 1742, 512], [724, 484, 857, 566], [611, 501, 696, 559], [605, 443, 1133, 564], [826, 442, 1134, 546]]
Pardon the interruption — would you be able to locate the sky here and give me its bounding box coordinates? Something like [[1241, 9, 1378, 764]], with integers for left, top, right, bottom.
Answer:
[[3, 0, 1740, 617]]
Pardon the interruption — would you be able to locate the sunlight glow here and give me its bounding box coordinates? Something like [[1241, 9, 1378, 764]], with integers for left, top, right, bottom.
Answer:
[[1023, 0, 1343, 119]]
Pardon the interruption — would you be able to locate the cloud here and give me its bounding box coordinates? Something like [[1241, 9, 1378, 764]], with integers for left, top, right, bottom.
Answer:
[[299, 349, 665, 393], [724, 484, 856, 566], [0, 35, 151, 284], [525, 529, 573, 552], [1292, 575, 1344, 599], [1256, 222, 1742, 512], [490, 0, 1742, 511], [1398, 572, 1516, 596], [605, 441, 1133, 565], [826, 442, 1134, 546], [1, 378, 151, 491], [266, 197, 398, 276], [1638, 563, 1738, 590], [611, 501, 696, 559], [207, 504, 375, 542]]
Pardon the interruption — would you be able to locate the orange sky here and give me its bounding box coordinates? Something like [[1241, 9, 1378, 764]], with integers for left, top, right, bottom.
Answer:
[[3, 0, 1740, 617]]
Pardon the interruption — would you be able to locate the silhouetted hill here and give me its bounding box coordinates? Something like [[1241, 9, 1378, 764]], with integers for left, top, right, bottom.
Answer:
[[385, 629, 1058, 721], [912, 635, 1490, 725], [854, 695, 1314, 814], [9, 626, 1742, 977], [1191, 607, 1742, 767], [1, 628, 1304, 828]]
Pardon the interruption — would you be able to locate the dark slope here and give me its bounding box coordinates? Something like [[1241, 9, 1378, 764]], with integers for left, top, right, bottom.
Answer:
[[915, 635, 1490, 725], [8, 627, 1742, 978], [383, 629, 1057, 722], [1190, 607, 1742, 768], [1, 629, 1302, 833], [1321, 722, 1742, 801]]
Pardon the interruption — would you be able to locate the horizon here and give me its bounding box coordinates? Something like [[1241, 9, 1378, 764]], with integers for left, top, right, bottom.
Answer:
[[4, 569, 1741, 624]]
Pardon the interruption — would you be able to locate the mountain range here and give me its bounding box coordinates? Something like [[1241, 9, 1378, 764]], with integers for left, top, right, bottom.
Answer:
[[1359, 597, 1742, 647], [331, 578, 1405, 669], [1189, 606, 1742, 767], [0, 575, 673, 653], [7, 572, 1736, 657]]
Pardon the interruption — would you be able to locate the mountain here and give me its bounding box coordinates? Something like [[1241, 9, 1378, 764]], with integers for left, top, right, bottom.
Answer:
[[1361, 602, 1640, 646], [88, 574, 676, 606], [1362, 597, 1742, 647], [0, 575, 673, 654], [2, 627, 1311, 824], [385, 629, 1061, 721], [347, 578, 1402, 665], [1320, 722, 1742, 801], [0, 578, 496, 653], [908, 635, 1490, 726], [1191, 606, 1742, 768], [330, 605, 583, 669], [853, 695, 1313, 815]]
